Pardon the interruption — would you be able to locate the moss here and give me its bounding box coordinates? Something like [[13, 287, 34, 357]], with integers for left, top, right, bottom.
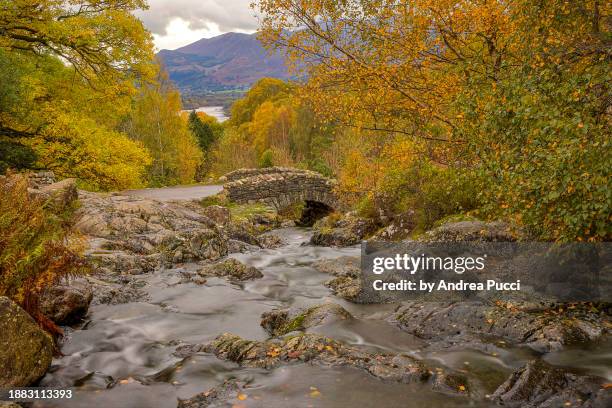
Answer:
[[280, 313, 306, 334], [227, 202, 275, 223], [200, 194, 229, 208], [432, 213, 480, 228]]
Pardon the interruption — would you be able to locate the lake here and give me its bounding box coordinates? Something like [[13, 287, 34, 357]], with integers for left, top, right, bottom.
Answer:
[[191, 106, 229, 122]]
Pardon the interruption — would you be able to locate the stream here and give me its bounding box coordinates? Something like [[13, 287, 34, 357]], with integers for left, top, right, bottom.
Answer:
[[36, 228, 612, 407]]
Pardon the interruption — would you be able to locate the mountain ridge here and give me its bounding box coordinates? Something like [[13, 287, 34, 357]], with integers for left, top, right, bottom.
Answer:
[[157, 32, 291, 96]]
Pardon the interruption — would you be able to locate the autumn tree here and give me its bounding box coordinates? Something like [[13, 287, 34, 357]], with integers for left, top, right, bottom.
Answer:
[[254, 0, 611, 241], [121, 69, 203, 186], [210, 78, 337, 175], [0, 0, 156, 189]]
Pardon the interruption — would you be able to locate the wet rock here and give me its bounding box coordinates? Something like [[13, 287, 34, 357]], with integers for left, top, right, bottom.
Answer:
[[261, 303, 353, 336], [313, 256, 360, 276], [491, 360, 611, 408], [312, 257, 365, 302], [310, 214, 377, 247], [197, 258, 263, 282], [226, 239, 259, 254], [178, 379, 244, 408], [194, 332, 473, 395], [257, 234, 283, 249], [422, 220, 525, 242], [325, 275, 363, 302], [88, 252, 161, 275], [224, 222, 260, 246], [250, 212, 280, 230], [88, 276, 149, 305], [371, 210, 416, 241], [391, 301, 607, 352], [40, 281, 93, 325], [0, 297, 53, 387], [200, 205, 231, 225], [432, 372, 472, 396], [162, 228, 228, 263]]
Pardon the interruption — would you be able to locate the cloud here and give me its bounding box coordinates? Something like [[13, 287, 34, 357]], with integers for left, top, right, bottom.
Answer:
[[136, 0, 258, 49]]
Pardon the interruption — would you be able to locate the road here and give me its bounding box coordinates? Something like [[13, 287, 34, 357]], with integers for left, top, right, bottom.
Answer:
[[123, 184, 223, 201]]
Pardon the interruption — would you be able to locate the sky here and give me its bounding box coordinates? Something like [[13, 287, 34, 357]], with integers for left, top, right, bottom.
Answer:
[[135, 0, 258, 51]]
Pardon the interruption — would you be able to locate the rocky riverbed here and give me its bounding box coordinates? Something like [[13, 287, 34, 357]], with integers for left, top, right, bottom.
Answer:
[[2, 181, 611, 408]]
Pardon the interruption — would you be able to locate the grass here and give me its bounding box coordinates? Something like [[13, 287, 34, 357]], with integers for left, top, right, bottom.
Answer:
[[200, 194, 276, 223]]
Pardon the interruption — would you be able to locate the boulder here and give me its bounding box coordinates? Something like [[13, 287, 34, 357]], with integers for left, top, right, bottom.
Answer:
[[179, 379, 244, 408], [30, 178, 78, 211], [492, 360, 611, 407], [391, 301, 607, 352], [162, 228, 228, 263], [371, 210, 416, 241], [197, 258, 263, 282], [28, 170, 56, 187], [0, 402, 23, 408], [312, 257, 365, 302], [257, 234, 283, 249], [325, 275, 363, 302], [40, 281, 93, 325], [0, 297, 53, 387], [200, 205, 231, 225], [176, 332, 471, 395], [310, 214, 377, 247], [422, 220, 525, 242], [261, 303, 353, 336], [312, 256, 360, 276]]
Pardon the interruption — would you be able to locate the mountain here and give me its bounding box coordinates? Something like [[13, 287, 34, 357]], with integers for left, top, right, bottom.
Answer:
[[157, 32, 291, 96]]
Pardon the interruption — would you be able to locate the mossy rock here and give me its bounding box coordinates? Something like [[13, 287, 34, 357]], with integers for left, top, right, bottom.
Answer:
[[0, 297, 53, 387], [261, 303, 353, 336]]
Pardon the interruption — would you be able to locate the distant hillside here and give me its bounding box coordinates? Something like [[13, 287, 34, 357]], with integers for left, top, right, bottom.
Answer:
[[157, 32, 291, 96]]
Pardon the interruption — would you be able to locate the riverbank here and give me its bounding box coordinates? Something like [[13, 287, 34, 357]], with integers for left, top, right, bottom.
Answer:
[[2, 181, 610, 408]]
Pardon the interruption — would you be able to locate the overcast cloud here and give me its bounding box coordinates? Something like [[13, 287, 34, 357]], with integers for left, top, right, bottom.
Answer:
[[135, 0, 258, 50]]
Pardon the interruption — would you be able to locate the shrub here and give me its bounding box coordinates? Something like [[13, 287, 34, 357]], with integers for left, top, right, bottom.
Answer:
[[343, 137, 480, 232], [0, 174, 87, 335], [258, 149, 275, 168]]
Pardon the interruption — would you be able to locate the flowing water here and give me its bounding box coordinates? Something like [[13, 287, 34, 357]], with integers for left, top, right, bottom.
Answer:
[[36, 228, 612, 407]]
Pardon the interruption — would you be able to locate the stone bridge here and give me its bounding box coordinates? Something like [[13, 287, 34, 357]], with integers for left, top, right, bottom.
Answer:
[[221, 167, 340, 212]]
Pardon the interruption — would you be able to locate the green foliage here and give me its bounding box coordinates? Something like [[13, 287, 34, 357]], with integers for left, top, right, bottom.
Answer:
[[258, 149, 275, 168], [0, 175, 87, 334], [200, 194, 229, 207], [200, 194, 275, 224], [456, 58, 611, 241], [356, 158, 480, 232], [189, 111, 216, 151], [0, 140, 36, 174]]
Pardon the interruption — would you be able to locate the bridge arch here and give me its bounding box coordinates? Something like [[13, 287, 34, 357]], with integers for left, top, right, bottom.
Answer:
[[222, 167, 341, 223]]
